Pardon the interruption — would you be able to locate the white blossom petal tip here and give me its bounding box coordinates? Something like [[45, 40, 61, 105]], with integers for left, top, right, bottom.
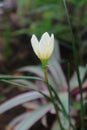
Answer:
[[31, 34, 38, 45]]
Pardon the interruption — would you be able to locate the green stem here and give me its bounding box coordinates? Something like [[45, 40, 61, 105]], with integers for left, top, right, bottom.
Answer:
[[43, 66, 64, 130], [44, 67, 48, 82], [62, 0, 85, 130], [47, 82, 75, 130]]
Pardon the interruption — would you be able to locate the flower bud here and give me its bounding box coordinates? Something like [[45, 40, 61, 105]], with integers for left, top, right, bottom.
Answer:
[[31, 32, 54, 63]]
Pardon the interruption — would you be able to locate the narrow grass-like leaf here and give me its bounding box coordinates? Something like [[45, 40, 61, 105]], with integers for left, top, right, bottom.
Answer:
[[47, 83, 75, 130], [18, 66, 44, 78], [0, 91, 47, 114], [48, 41, 67, 88], [51, 114, 72, 130], [0, 75, 43, 81], [48, 60, 67, 88], [63, 0, 85, 129], [13, 79, 39, 90], [50, 39, 61, 61], [14, 104, 52, 130], [70, 66, 87, 90], [1, 79, 39, 90], [7, 112, 32, 130], [18, 65, 57, 89]]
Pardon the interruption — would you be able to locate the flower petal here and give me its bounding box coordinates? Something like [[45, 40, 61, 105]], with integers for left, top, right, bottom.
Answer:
[[46, 34, 54, 59], [50, 34, 54, 52], [31, 35, 39, 57], [31, 34, 38, 45], [40, 32, 50, 45]]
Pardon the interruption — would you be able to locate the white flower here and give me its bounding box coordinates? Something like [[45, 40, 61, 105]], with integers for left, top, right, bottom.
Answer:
[[31, 32, 54, 61]]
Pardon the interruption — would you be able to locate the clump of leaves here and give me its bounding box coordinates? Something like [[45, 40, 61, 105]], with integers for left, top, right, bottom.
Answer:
[[0, 41, 87, 130]]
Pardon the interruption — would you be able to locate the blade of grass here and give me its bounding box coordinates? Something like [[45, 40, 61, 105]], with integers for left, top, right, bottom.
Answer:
[[1, 79, 39, 90], [46, 82, 75, 130], [0, 75, 43, 81], [1, 79, 51, 102], [14, 103, 52, 130], [62, 0, 85, 130], [67, 62, 71, 130]]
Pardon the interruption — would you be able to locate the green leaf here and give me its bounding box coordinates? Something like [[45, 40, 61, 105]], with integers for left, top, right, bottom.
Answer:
[[14, 104, 52, 130], [1, 79, 39, 90], [18, 65, 57, 89], [59, 92, 69, 114], [0, 91, 45, 114], [70, 66, 87, 90]]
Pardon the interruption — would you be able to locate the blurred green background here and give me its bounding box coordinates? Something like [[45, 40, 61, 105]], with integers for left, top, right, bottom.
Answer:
[[0, 0, 87, 71]]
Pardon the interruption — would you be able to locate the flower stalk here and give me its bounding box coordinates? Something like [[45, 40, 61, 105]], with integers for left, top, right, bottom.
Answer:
[[43, 64, 64, 130]]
